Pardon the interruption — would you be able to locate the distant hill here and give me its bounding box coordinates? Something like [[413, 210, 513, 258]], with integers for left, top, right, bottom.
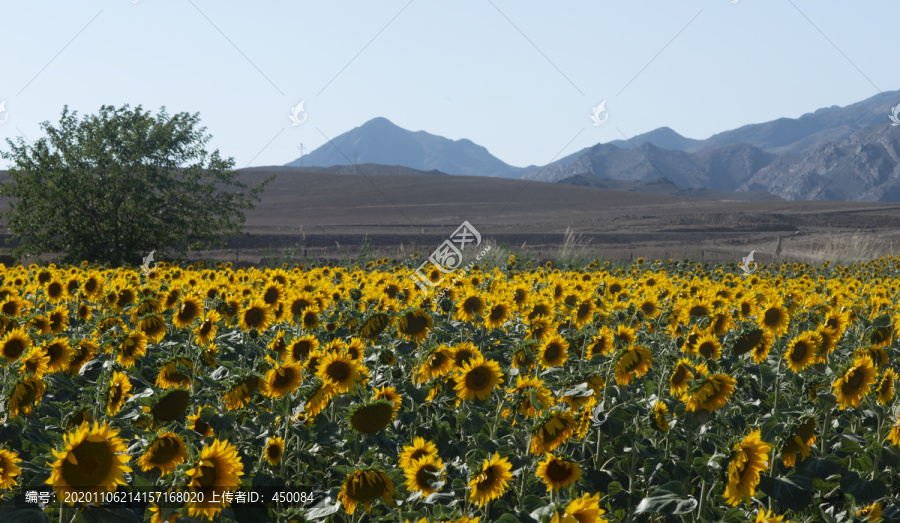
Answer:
[[608, 89, 900, 155], [522, 141, 776, 191], [738, 123, 900, 201], [607, 126, 703, 151], [285, 117, 531, 178]]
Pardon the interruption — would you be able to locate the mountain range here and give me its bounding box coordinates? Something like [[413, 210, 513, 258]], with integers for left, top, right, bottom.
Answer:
[[287, 89, 900, 201]]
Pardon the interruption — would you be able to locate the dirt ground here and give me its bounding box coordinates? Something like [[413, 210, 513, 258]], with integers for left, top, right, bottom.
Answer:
[[4, 168, 900, 266]]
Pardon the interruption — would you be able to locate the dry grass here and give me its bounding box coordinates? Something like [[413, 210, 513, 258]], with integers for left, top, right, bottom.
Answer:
[[781, 231, 897, 266]]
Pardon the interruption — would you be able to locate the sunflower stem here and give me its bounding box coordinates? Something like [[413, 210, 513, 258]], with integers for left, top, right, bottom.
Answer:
[[820, 407, 831, 454]]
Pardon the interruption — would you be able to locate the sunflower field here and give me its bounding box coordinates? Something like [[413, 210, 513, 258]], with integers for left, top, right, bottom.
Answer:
[[0, 254, 899, 523]]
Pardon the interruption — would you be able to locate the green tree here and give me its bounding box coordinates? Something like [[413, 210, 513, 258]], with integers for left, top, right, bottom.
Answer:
[[0, 104, 272, 266]]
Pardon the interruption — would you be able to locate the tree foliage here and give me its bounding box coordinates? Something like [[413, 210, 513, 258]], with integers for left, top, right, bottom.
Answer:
[[0, 104, 272, 266]]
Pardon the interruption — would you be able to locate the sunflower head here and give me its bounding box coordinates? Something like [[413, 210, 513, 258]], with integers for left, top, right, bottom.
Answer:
[[454, 356, 503, 402], [468, 452, 513, 507], [536, 454, 581, 491], [47, 422, 133, 505], [724, 429, 772, 506], [264, 436, 284, 466], [185, 439, 245, 519], [337, 468, 395, 514], [349, 399, 396, 434], [138, 432, 188, 476], [403, 455, 445, 495]]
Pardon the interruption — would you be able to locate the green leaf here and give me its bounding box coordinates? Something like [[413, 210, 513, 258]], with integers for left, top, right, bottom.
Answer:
[[802, 456, 842, 479], [606, 481, 624, 496], [840, 470, 887, 504], [758, 475, 812, 512], [0, 506, 50, 523], [635, 491, 698, 515], [304, 502, 342, 519], [497, 514, 521, 523]]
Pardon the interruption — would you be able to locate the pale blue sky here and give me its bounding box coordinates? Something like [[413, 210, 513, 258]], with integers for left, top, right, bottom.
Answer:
[[2, 1, 898, 170]]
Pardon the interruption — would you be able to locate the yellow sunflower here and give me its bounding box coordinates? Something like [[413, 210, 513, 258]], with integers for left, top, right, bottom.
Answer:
[[43, 336, 73, 373], [239, 300, 272, 332], [373, 385, 402, 415], [508, 375, 554, 419], [832, 357, 877, 409], [116, 331, 148, 368], [138, 432, 188, 476], [8, 376, 46, 417], [18, 346, 50, 378], [670, 358, 695, 399], [264, 362, 304, 398], [751, 329, 775, 364], [186, 406, 214, 438], [285, 335, 319, 363], [0, 326, 31, 364], [452, 342, 482, 368], [754, 509, 786, 523], [685, 373, 736, 413], [173, 296, 202, 329], [694, 332, 721, 360], [781, 417, 816, 468], [156, 359, 193, 389], [875, 367, 896, 405], [0, 449, 22, 489], [106, 371, 133, 416], [652, 401, 670, 432], [724, 429, 772, 506], [468, 452, 513, 507], [415, 344, 455, 384], [455, 290, 486, 322], [338, 468, 394, 514], [47, 422, 132, 504], [614, 345, 653, 386], [536, 454, 581, 491], [398, 309, 432, 342], [399, 437, 439, 470], [138, 314, 168, 344], [531, 411, 577, 455], [303, 383, 335, 419], [403, 455, 445, 495], [586, 327, 615, 358], [264, 436, 284, 466], [550, 492, 608, 523], [538, 335, 569, 368], [185, 439, 245, 519], [759, 302, 790, 336], [889, 412, 900, 446], [856, 503, 883, 523], [224, 376, 268, 410], [194, 310, 221, 346], [454, 356, 503, 401], [784, 331, 822, 373], [317, 352, 363, 393]]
